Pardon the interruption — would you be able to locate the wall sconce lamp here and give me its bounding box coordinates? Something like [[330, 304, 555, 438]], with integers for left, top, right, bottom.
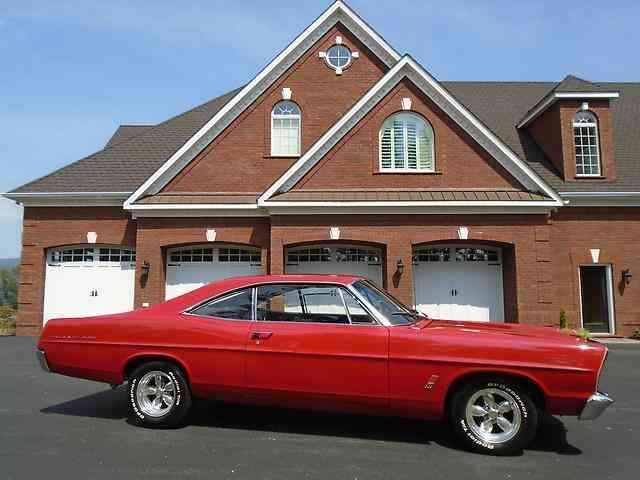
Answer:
[[396, 259, 405, 275], [622, 269, 632, 285], [141, 261, 151, 277]]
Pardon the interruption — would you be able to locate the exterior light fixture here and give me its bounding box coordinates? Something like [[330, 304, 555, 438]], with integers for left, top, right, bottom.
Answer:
[[396, 259, 405, 275], [141, 261, 151, 277], [622, 269, 632, 285]]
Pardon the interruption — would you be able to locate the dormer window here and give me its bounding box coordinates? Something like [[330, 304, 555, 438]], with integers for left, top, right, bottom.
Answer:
[[271, 101, 301, 156], [379, 113, 435, 172], [573, 111, 601, 176]]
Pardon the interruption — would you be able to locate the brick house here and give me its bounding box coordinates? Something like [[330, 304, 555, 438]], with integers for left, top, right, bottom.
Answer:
[[4, 1, 639, 336]]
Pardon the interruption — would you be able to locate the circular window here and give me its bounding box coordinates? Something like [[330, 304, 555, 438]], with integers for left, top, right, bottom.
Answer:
[[326, 45, 351, 70]]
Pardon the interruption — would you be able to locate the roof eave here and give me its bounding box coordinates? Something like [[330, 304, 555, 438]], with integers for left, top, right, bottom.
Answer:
[[517, 92, 620, 129], [1, 191, 131, 206]]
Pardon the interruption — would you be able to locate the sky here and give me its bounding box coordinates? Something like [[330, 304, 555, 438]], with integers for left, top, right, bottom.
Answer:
[[1, 0, 639, 258]]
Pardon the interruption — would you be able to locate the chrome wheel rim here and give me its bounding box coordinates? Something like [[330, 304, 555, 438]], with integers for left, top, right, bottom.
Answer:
[[465, 388, 521, 444], [135, 371, 176, 418]]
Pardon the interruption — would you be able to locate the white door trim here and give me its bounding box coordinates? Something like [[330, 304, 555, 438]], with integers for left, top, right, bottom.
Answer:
[[578, 264, 616, 336]]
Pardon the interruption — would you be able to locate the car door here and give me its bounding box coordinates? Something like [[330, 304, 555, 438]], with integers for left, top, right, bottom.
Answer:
[[245, 283, 389, 414], [181, 287, 253, 401]]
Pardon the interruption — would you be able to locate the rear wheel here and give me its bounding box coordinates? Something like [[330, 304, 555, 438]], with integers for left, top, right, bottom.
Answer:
[[450, 378, 538, 455], [128, 361, 192, 428]]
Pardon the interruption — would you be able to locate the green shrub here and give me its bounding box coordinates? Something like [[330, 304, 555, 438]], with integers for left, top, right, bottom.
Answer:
[[0, 317, 15, 335], [631, 329, 640, 340], [559, 309, 568, 330], [0, 305, 15, 319]]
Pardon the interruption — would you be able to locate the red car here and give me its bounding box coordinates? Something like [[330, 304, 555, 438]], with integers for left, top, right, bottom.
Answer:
[[36, 275, 612, 455]]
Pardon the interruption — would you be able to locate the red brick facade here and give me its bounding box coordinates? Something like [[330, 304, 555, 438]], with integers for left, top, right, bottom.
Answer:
[[16, 207, 640, 336], [528, 99, 616, 182], [294, 79, 521, 190]]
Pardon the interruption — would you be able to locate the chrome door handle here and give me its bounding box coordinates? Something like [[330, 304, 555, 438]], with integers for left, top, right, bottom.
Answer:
[[250, 331, 273, 341]]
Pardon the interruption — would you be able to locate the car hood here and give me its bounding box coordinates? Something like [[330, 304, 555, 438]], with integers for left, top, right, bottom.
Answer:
[[426, 319, 577, 341]]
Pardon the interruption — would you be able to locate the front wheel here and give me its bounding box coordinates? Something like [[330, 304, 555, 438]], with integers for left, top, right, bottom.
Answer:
[[450, 378, 538, 455], [128, 361, 192, 428]]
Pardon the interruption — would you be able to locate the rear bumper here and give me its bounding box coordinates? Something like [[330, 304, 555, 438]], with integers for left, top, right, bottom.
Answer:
[[579, 392, 614, 420], [36, 349, 50, 373]]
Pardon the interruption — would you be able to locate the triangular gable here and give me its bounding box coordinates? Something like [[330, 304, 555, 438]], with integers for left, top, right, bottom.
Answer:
[[259, 55, 563, 205], [124, 1, 401, 209]]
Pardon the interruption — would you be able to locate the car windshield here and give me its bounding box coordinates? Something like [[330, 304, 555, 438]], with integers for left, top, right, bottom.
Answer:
[[352, 280, 417, 326]]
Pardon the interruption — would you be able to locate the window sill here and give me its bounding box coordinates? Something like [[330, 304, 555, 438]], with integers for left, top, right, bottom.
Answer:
[[264, 154, 301, 159], [573, 175, 607, 180], [374, 170, 442, 175]]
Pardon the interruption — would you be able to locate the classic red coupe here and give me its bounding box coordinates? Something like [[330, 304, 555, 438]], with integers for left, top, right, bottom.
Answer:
[[36, 275, 612, 455]]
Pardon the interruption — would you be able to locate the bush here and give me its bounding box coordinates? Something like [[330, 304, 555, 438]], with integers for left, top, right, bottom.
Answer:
[[559, 310, 568, 330], [0, 317, 15, 335], [0, 305, 15, 320], [631, 329, 640, 340]]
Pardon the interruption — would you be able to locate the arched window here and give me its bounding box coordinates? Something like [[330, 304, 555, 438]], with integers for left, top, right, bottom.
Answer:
[[573, 111, 601, 176], [271, 101, 301, 156], [379, 113, 434, 171]]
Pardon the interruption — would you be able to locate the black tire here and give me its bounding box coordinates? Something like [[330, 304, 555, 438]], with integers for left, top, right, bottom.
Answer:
[[450, 377, 539, 455], [128, 361, 192, 428]]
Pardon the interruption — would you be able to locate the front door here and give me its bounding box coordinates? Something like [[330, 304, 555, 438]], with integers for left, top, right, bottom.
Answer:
[[245, 283, 389, 413], [580, 265, 614, 334]]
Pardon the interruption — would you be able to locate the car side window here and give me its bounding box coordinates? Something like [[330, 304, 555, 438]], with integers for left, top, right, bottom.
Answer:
[[342, 289, 376, 324], [189, 288, 253, 321], [256, 284, 350, 324]]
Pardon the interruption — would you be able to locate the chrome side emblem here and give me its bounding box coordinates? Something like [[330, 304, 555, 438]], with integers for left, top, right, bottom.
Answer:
[[424, 375, 439, 390]]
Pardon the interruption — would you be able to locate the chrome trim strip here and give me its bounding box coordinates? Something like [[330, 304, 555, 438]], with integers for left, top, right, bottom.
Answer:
[[36, 349, 50, 373]]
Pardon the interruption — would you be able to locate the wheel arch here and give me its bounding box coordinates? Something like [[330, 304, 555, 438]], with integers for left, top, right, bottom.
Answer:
[[443, 369, 548, 414], [122, 353, 192, 386]]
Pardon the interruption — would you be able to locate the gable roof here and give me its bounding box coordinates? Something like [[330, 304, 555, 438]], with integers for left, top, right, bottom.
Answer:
[[7, 88, 240, 196], [446, 81, 640, 194], [259, 55, 562, 206], [105, 125, 154, 148], [517, 74, 619, 128], [123, 1, 401, 210]]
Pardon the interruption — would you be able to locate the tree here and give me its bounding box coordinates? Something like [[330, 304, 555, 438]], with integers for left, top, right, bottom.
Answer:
[[0, 268, 18, 309]]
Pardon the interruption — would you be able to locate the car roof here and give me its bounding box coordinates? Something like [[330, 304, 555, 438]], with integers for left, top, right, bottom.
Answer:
[[159, 274, 367, 312]]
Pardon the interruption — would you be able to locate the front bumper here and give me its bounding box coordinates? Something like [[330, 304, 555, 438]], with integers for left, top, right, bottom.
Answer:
[[36, 349, 50, 373], [579, 392, 614, 420]]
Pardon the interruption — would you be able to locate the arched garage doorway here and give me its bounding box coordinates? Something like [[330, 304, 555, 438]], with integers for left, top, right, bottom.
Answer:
[[412, 244, 505, 322], [165, 244, 262, 300], [43, 245, 136, 324], [284, 244, 384, 285]]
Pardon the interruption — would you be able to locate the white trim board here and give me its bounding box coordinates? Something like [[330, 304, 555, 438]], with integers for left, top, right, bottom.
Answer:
[[517, 92, 619, 129], [2, 192, 131, 206], [560, 191, 640, 207], [123, 1, 401, 210], [259, 55, 562, 205]]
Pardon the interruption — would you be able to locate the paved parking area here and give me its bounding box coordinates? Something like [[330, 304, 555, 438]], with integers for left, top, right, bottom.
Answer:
[[1, 337, 638, 479]]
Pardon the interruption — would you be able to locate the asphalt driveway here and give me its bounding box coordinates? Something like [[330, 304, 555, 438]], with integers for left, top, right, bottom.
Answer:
[[1, 337, 638, 479]]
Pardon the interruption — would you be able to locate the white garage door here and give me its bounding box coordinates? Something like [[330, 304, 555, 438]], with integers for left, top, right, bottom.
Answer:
[[285, 245, 383, 285], [43, 246, 136, 324], [165, 245, 262, 300], [413, 245, 504, 322]]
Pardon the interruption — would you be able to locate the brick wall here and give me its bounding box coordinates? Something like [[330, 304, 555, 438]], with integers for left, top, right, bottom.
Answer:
[[551, 207, 640, 336], [163, 23, 387, 194], [270, 213, 553, 325], [134, 217, 270, 306], [528, 99, 615, 182], [14, 207, 639, 336], [16, 207, 136, 335], [294, 79, 523, 190]]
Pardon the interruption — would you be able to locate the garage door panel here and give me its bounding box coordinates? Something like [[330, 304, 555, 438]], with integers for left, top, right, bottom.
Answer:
[[285, 245, 383, 285], [413, 245, 504, 323], [165, 245, 262, 300], [43, 246, 136, 324]]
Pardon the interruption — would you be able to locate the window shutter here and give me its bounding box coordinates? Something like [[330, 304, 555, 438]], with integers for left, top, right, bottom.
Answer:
[[380, 126, 392, 169], [393, 119, 405, 168], [418, 128, 434, 170], [406, 120, 418, 169]]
